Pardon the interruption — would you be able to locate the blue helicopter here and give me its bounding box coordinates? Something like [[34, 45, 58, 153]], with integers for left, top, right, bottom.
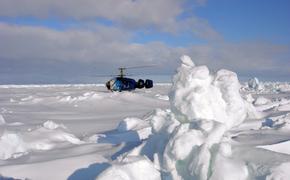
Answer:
[[105, 67, 153, 92]]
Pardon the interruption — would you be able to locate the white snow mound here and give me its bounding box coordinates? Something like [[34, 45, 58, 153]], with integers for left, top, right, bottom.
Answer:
[[254, 96, 271, 105], [170, 55, 249, 129], [0, 125, 82, 160], [278, 83, 290, 93], [117, 117, 146, 132], [247, 77, 263, 90], [0, 114, 5, 125], [97, 156, 161, 180], [43, 120, 66, 130]]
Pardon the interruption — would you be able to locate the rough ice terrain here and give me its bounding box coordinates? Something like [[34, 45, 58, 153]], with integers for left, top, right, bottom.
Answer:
[[1, 56, 290, 180]]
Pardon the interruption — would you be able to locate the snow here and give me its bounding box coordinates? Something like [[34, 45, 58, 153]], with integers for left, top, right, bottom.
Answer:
[[210, 145, 249, 180], [254, 96, 271, 105], [0, 114, 5, 125], [243, 81, 290, 94], [266, 162, 290, 180], [155, 94, 169, 101], [247, 77, 263, 91], [97, 156, 161, 180], [1, 55, 290, 180], [169, 55, 253, 129], [116, 117, 152, 140], [43, 120, 66, 130], [0, 152, 109, 180], [117, 117, 147, 132], [278, 103, 290, 111], [278, 83, 290, 93], [259, 141, 290, 155], [0, 123, 82, 160], [0, 83, 169, 179]]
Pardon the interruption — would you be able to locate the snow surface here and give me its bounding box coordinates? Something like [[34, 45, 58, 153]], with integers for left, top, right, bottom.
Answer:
[[0, 55, 290, 180]]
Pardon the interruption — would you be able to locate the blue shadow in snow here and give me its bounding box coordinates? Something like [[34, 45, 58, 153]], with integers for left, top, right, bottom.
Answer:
[[111, 141, 142, 160], [97, 129, 143, 160], [68, 162, 111, 180], [68, 129, 146, 179]]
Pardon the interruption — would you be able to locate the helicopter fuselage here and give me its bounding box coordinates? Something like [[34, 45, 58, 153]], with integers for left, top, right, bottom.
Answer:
[[106, 77, 153, 92], [106, 77, 136, 91]]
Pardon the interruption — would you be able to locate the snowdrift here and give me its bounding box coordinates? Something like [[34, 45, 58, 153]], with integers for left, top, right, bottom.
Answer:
[[0, 121, 82, 160]]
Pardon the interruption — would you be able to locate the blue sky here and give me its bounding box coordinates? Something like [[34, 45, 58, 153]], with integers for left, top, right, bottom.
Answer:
[[0, 0, 289, 84], [195, 0, 290, 44]]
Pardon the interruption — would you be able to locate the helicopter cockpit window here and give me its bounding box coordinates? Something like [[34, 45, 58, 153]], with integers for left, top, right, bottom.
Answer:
[[106, 81, 110, 90], [109, 80, 115, 88]]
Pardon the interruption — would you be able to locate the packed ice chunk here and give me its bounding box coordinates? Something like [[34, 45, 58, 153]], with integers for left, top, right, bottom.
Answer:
[[0, 133, 27, 159], [261, 113, 290, 130], [170, 55, 247, 129], [0, 114, 5, 125], [278, 103, 290, 111], [214, 70, 248, 127], [43, 120, 66, 130], [244, 81, 290, 94], [244, 94, 255, 103], [117, 117, 152, 140], [150, 109, 179, 134], [155, 94, 169, 101], [170, 58, 226, 124], [254, 96, 270, 105], [247, 77, 263, 90], [180, 55, 195, 67], [117, 117, 146, 132], [0, 126, 82, 160], [163, 123, 205, 172], [97, 156, 161, 180], [210, 143, 249, 180], [278, 83, 290, 93]]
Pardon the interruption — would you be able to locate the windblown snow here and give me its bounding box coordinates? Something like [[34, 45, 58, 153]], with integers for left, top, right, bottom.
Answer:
[[1, 55, 290, 180]]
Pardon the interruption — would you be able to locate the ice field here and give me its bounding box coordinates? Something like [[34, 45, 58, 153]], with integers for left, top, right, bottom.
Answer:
[[1, 56, 290, 180], [0, 84, 170, 179]]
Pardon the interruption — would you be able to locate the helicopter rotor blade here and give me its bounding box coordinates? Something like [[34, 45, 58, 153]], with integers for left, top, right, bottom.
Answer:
[[120, 64, 159, 70], [94, 74, 116, 77], [94, 74, 134, 77], [94, 64, 158, 79]]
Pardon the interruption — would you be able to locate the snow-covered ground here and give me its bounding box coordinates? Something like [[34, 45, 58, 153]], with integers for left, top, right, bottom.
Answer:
[[0, 83, 170, 179], [0, 56, 290, 180]]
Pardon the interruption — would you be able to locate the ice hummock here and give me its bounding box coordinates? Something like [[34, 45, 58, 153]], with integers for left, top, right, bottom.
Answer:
[[170, 55, 251, 128], [97, 156, 161, 180], [97, 55, 259, 180], [248, 77, 261, 90], [0, 114, 5, 125], [0, 121, 82, 160]]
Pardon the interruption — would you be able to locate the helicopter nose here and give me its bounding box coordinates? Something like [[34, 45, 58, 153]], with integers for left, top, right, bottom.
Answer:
[[106, 81, 110, 90]]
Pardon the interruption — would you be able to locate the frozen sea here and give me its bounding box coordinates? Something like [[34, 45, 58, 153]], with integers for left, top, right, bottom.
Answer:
[[0, 78, 290, 179]]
